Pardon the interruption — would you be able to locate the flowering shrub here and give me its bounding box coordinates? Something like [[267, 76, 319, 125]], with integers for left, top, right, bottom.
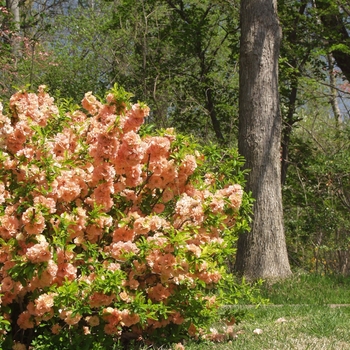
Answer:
[[0, 84, 253, 349]]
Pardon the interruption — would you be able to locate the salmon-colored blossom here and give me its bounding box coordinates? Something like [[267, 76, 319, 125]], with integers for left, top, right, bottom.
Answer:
[[82, 91, 102, 115], [170, 311, 185, 325], [110, 241, 139, 261], [0, 87, 245, 345], [32, 293, 55, 317], [21, 207, 46, 235], [12, 342, 27, 350], [60, 309, 82, 325], [147, 283, 171, 302], [17, 311, 34, 329], [51, 324, 62, 334], [89, 292, 114, 308], [55, 263, 77, 284], [113, 226, 135, 242], [85, 315, 100, 327], [175, 193, 204, 226], [120, 309, 140, 327], [188, 323, 197, 337], [26, 241, 52, 263], [0, 276, 14, 292]]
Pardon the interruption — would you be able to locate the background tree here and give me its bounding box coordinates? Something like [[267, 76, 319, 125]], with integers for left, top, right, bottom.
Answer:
[[278, 0, 350, 187], [283, 98, 350, 275], [7, 0, 240, 144], [278, 0, 350, 274], [162, 0, 240, 143], [315, 0, 350, 82], [0, 0, 70, 100], [234, 0, 292, 279]]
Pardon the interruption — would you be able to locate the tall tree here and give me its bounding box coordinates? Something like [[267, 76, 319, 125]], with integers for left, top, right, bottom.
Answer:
[[234, 0, 292, 279], [315, 0, 350, 83], [6, 0, 20, 49], [164, 0, 237, 143], [106, 0, 240, 143], [279, 0, 310, 185], [0, 0, 70, 100]]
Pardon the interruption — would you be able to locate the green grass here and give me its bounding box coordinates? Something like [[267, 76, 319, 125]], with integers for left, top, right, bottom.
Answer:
[[184, 305, 350, 349], [260, 272, 350, 305], [179, 273, 350, 350]]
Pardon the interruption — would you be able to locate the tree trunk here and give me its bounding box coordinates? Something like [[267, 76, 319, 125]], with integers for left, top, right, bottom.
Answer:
[[6, 0, 21, 57], [327, 54, 342, 128], [281, 2, 308, 186], [281, 79, 297, 186], [205, 84, 225, 144], [6, 0, 20, 29], [234, 0, 292, 280]]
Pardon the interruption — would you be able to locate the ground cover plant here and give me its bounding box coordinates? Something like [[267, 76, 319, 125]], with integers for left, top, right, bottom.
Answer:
[[0, 85, 258, 349]]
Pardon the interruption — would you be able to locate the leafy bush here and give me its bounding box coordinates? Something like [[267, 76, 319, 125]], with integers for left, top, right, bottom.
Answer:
[[0, 84, 255, 349]]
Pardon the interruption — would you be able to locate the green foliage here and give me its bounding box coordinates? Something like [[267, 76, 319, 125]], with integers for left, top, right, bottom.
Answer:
[[0, 312, 11, 343], [30, 328, 124, 350], [283, 112, 350, 274], [201, 143, 248, 186], [0, 84, 258, 349]]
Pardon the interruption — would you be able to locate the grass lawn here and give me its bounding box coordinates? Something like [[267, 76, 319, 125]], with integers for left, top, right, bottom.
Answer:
[[181, 273, 350, 350]]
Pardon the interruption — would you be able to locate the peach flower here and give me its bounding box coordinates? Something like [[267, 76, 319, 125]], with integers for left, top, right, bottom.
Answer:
[[0, 276, 14, 292], [21, 207, 46, 235], [89, 292, 114, 308], [61, 310, 82, 325], [55, 263, 77, 284], [113, 226, 135, 242], [12, 342, 27, 350], [110, 241, 139, 261], [85, 315, 100, 327], [17, 311, 34, 329], [147, 283, 171, 302], [51, 324, 62, 335], [33, 293, 55, 317], [119, 309, 140, 327], [82, 91, 102, 115], [26, 241, 52, 263]]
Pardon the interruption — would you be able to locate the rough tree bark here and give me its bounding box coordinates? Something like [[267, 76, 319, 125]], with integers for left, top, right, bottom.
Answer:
[[234, 0, 292, 280]]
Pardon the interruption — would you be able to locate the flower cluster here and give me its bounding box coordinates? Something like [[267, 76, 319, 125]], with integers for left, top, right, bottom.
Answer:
[[0, 85, 244, 348]]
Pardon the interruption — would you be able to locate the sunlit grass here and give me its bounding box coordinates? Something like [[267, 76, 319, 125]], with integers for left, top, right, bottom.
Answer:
[[166, 273, 350, 350], [260, 272, 350, 305], [183, 305, 350, 349]]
